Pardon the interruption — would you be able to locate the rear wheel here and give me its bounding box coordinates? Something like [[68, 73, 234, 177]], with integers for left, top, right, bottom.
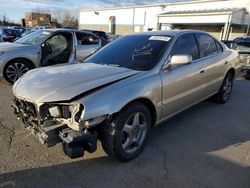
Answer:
[[3, 59, 32, 84], [100, 102, 151, 162], [213, 72, 234, 103], [245, 70, 250, 80]]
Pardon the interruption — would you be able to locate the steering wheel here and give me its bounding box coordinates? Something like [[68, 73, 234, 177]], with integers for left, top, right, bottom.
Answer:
[[44, 41, 52, 54]]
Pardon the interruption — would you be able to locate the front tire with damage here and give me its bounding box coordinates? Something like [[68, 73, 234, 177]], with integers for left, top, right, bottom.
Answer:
[[100, 102, 151, 162]]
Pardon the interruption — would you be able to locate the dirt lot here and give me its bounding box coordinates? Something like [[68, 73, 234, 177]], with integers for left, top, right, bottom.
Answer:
[[0, 79, 250, 188]]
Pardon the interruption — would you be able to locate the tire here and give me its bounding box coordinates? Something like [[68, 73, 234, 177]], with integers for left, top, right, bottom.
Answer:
[[3, 59, 33, 84], [100, 102, 152, 162], [213, 72, 234, 104], [245, 70, 250, 80]]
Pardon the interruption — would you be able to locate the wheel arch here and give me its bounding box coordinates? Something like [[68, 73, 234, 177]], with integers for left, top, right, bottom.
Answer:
[[4, 58, 36, 70], [116, 98, 157, 126]]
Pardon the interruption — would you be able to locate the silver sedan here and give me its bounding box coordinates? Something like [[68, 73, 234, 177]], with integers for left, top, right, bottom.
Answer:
[[0, 29, 102, 83], [12, 30, 241, 161]]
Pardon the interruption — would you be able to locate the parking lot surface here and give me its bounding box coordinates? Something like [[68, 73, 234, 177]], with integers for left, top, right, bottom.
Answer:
[[0, 79, 249, 188]]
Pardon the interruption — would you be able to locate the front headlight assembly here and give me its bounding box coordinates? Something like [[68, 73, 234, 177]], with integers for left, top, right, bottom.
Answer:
[[41, 103, 84, 121]]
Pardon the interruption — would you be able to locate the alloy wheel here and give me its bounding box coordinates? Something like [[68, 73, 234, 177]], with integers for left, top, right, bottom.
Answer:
[[121, 112, 148, 154], [6, 62, 30, 83], [222, 74, 232, 101]]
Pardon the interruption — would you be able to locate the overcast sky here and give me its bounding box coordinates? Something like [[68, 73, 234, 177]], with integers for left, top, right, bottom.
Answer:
[[0, 0, 189, 22]]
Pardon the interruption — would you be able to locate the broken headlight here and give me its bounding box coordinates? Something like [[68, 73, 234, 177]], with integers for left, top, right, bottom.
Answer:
[[47, 105, 71, 119], [40, 103, 84, 120], [48, 106, 61, 118]]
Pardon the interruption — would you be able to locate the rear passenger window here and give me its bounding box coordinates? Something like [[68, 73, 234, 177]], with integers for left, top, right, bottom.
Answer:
[[195, 34, 218, 57], [171, 34, 199, 60], [215, 41, 223, 53]]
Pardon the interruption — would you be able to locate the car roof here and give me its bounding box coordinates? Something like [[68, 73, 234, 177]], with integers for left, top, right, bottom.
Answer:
[[44, 28, 94, 35], [235, 36, 250, 40], [133, 29, 209, 37], [81, 29, 106, 33]]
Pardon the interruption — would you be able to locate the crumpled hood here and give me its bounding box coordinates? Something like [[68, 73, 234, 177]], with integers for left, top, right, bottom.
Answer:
[[13, 63, 139, 103], [0, 42, 32, 52]]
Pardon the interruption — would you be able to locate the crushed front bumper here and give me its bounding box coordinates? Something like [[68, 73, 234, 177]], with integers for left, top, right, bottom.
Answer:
[[12, 98, 98, 158]]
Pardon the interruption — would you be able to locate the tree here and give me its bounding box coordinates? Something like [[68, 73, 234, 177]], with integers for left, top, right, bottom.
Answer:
[[31, 8, 78, 28], [61, 10, 78, 28], [0, 14, 20, 26]]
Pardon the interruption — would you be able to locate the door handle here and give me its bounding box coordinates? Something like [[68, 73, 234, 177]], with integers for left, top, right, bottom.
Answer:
[[225, 61, 228, 65], [200, 69, 205, 73]]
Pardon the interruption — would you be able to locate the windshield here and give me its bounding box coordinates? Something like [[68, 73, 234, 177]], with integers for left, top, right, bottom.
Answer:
[[84, 35, 171, 71], [15, 30, 52, 45]]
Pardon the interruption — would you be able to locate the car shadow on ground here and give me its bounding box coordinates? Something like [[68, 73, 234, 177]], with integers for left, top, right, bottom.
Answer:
[[0, 80, 250, 188]]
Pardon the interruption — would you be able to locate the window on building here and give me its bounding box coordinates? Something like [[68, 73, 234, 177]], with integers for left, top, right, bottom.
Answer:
[[76, 32, 99, 45], [171, 33, 199, 60], [195, 33, 218, 57]]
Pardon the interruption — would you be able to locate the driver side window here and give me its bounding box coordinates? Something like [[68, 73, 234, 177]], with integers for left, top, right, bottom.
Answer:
[[171, 34, 200, 60]]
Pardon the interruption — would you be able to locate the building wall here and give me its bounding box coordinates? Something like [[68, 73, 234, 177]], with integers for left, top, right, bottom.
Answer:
[[79, 0, 250, 36], [79, 6, 164, 34]]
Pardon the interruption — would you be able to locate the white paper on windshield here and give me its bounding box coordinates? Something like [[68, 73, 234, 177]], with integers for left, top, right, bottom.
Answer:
[[42, 31, 51, 35], [149, 36, 171, 42]]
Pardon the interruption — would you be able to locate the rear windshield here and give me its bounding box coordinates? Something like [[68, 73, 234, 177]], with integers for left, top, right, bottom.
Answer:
[[84, 35, 171, 71]]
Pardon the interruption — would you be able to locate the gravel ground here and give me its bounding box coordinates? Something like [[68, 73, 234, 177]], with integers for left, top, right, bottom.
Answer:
[[0, 79, 249, 188]]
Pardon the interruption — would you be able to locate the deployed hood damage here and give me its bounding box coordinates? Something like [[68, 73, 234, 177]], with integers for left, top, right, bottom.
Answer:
[[13, 63, 139, 103]]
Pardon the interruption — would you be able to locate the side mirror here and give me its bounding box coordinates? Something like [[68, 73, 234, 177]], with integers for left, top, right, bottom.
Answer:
[[170, 55, 192, 67]]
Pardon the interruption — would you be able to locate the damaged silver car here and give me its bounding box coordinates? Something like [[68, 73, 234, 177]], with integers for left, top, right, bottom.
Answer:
[[12, 30, 241, 161]]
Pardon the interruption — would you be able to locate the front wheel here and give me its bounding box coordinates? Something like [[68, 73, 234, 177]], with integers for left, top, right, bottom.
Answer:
[[213, 72, 234, 103], [245, 70, 250, 80], [3, 59, 32, 84], [100, 102, 151, 162]]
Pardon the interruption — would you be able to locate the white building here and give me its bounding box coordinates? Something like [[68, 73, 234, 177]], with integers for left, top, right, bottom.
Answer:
[[79, 0, 250, 40]]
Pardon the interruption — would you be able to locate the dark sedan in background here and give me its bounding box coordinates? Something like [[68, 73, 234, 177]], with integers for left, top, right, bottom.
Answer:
[[0, 27, 21, 42], [222, 36, 250, 79], [81, 29, 111, 45]]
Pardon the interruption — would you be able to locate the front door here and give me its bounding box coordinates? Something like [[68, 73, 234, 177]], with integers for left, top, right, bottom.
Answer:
[[161, 33, 206, 118]]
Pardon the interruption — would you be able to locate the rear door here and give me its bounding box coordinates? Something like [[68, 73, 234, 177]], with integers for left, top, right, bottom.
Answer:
[[194, 33, 226, 98], [160, 33, 206, 118], [75, 32, 101, 61]]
